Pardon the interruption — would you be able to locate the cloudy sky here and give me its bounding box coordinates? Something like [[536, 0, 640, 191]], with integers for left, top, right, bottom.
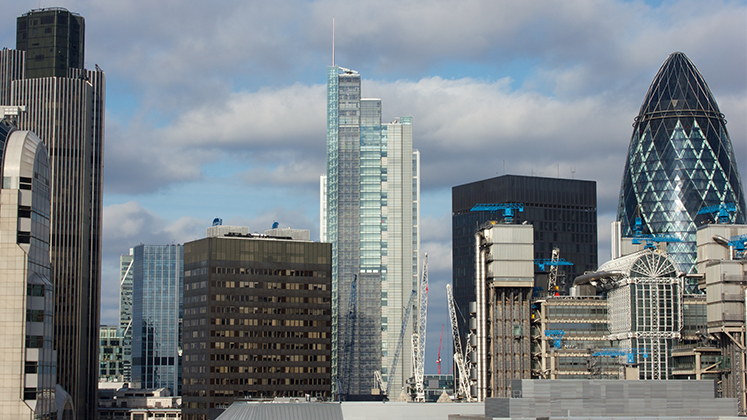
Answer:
[[2, 0, 745, 375]]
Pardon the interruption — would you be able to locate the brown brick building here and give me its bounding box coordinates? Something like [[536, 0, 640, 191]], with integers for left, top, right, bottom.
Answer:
[[181, 231, 332, 420]]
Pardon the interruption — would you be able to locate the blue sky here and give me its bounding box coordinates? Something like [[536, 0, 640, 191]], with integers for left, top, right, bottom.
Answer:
[[1, 0, 745, 376]]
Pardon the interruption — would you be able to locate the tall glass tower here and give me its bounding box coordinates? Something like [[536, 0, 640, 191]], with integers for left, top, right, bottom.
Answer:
[[618, 52, 746, 277], [131, 244, 183, 395], [322, 65, 420, 396]]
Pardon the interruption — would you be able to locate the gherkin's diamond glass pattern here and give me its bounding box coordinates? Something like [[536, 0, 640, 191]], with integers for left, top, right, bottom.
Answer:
[[618, 52, 746, 276]]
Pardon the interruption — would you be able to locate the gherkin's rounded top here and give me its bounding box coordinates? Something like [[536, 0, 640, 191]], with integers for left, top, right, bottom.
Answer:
[[637, 51, 722, 120]]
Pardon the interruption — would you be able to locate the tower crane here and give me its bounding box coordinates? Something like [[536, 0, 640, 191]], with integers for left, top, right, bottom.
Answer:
[[631, 216, 681, 249], [698, 203, 737, 224], [446, 284, 472, 401], [381, 288, 418, 397], [339, 275, 358, 400], [436, 324, 444, 375], [534, 248, 573, 293], [412, 254, 429, 402], [470, 202, 524, 224]]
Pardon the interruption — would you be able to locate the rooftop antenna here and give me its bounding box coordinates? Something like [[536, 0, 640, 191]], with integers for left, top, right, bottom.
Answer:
[[570, 166, 576, 179], [332, 17, 335, 66]]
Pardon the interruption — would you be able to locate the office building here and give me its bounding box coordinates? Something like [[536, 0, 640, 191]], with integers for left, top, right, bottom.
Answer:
[[0, 119, 70, 418], [99, 326, 126, 383], [322, 65, 420, 396], [0, 8, 106, 419], [131, 244, 183, 395], [471, 221, 535, 399], [453, 175, 597, 337], [182, 229, 332, 420], [618, 52, 746, 274], [119, 251, 134, 382]]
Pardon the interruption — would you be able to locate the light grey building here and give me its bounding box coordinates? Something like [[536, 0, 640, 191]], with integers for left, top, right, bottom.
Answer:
[[0, 120, 73, 418], [119, 250, 134, 382], [1, 8, 106, 419], [322, 65, 420, 397]]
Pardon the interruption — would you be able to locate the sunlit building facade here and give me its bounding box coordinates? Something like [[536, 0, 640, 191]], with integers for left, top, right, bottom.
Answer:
[[618, 52, 746, 276], [322, 65, 420, 396], [119, 250, 134, 382]]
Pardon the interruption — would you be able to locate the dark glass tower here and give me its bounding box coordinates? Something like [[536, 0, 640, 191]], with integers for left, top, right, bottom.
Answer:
[[618, 52, 746, 275], [16, 8, 85, 78], [452, 175, 598, 333]]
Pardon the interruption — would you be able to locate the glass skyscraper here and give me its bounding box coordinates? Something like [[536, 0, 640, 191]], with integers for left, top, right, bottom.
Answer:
[[322, 65, 420, 396], [618, 52, 746, 277], [131, 244, 183, 395]]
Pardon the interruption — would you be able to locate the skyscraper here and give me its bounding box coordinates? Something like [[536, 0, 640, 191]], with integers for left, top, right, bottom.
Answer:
[[452, 175, 598, 332], [120, 250, 134, 382], [322, 65, 420, 396], [618, 52, 746, 275], [0, 9, 106, 419], [131, 244, 183, 395]]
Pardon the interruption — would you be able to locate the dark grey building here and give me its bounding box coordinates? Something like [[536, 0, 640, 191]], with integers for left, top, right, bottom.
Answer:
[[182, 232, 332, 420], [16, 8, 85, 78], [452, 175, 597, 327], [1, 8, 105, 420]]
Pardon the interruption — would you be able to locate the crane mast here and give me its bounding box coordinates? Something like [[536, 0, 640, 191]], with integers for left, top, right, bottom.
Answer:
[[384, 289, 417, 396], [413, 254, 428, 402], [446, 284, 471, 401]]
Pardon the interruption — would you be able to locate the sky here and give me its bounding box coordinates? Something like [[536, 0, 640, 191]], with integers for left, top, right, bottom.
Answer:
[[1, 0, 745, 376]]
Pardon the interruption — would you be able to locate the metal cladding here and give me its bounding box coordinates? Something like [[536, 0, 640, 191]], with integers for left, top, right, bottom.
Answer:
[[618, 52, 746, 275]]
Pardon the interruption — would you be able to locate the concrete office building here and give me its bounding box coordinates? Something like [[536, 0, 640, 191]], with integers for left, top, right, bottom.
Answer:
[[131, 244, 183, 395], [618, 52, 746, 276], [182, 228, 332, 420], [453, 175, 597, 345], [0, 119, 71, 419], [322, 64, 420, 396], [0, 9, 106, 419]]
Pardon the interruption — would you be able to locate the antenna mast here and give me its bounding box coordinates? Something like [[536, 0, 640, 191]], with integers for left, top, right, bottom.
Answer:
[[332, 17, 335, 66]]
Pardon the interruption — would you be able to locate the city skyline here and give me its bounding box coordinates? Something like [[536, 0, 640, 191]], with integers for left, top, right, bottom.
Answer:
[[0, 0, 744, 376]]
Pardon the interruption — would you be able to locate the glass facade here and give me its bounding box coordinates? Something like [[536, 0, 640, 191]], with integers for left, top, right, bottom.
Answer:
[[618, 52, 746, 277], [99, 325, 125, 382], [131, 244, 183, 395], [452, 175, 598, 340], [324, 65, 420, 396], [119, 251, 134, 382]]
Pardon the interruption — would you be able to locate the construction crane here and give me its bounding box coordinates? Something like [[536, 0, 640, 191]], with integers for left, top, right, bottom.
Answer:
[[412, 254, 429, 402], [383, 289, 418, 397], [729, 234, 747, 259], [631, 216, 681, 249], [470, 202, 524, 224], [592, 348, 649, 364], [544, 330, 565, 348], [534, 248, 573, 293], [446, 284, 472, 401], [698, 203, 737, 224], [436, 324, 444, 374], [339, 275, 357, 400]]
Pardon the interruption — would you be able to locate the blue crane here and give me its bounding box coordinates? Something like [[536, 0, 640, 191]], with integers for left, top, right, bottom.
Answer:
[[631, 216, 681, 249], [470, 203, 524, 224], [698, 203, 737, 224], [544, 330, 565, 348], [592, 348, 649, 364], [534, 258, 573, 272], [729, 234, 747, 259]]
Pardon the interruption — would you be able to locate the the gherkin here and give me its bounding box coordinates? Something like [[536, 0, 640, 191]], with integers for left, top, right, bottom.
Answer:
[[618, 52, 746, 278]]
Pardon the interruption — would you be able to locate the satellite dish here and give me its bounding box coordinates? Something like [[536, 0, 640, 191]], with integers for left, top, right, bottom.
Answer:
[[272, 221, 279, 229], [212, 218, 223, 226]]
